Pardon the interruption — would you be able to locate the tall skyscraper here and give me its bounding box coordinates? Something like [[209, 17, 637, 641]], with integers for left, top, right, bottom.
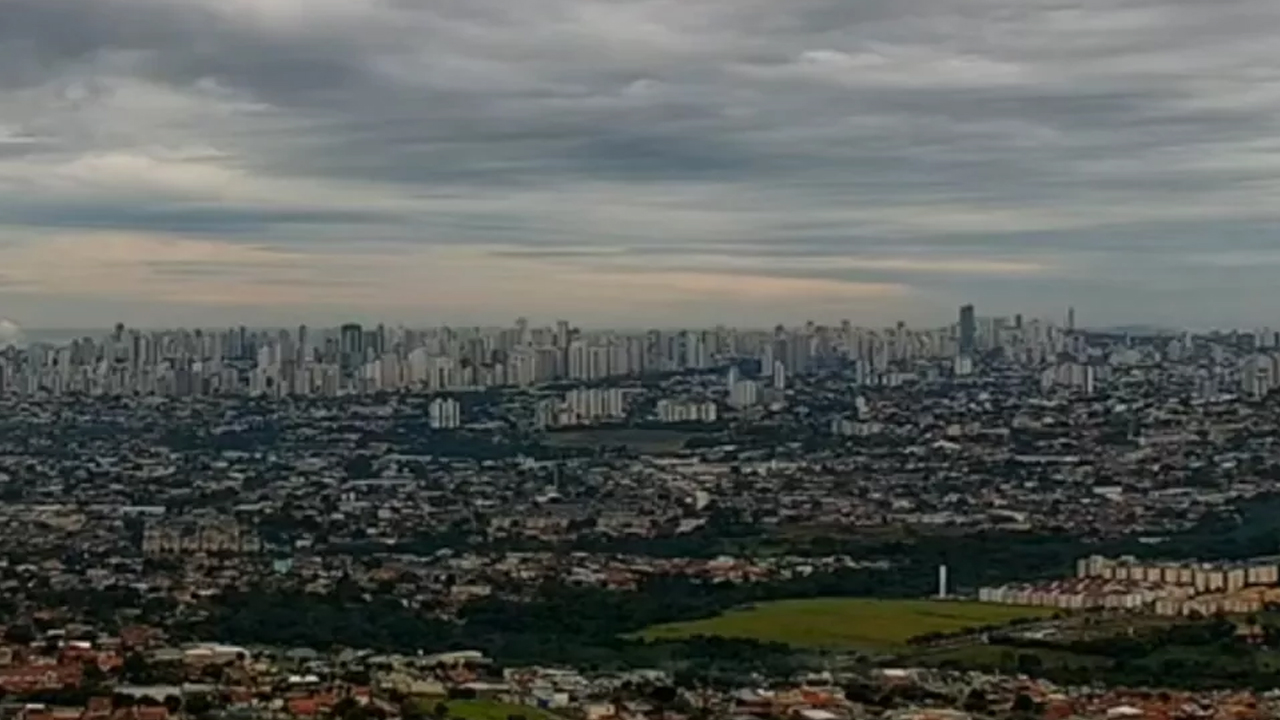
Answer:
[[340, 323, 364, 373], [958, 304, 976, 356], [297, 324, 309, 365]]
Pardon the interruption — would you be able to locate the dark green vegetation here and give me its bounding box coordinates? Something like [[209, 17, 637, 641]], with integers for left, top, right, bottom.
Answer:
[[154, 495, 1280, 687], [576, 493, 1280, 588], [910, 614, 1280, 691], [18, 493, 1280, 690], [181, 570, 925, 679]]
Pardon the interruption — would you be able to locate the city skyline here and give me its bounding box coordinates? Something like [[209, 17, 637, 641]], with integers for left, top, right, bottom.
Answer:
[[6, 305, 1080, 340], [0, 307, 1088, 397], [1, 304, 1097, 337], [3, 0, 1280, 327], [0, 305, 1257, 338], [6, 305, 1276, 401]]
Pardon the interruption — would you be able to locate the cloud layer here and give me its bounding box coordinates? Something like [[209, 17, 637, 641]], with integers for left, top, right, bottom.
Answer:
[[2, 0, 1279, 327]]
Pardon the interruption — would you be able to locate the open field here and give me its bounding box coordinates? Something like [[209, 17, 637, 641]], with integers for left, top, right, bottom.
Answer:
[[414, 700, 564, 720], [542, 428, 703, 453], [636, 598, 1056, 650]]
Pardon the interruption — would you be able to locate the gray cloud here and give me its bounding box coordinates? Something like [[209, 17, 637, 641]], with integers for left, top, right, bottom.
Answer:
[[1, 203, 402, 235], [0, 273, 33, 289], [2, 0, 1280, 326]]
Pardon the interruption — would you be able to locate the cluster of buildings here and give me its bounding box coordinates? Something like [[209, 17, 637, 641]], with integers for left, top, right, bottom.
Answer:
[[141, 516, 261, 558], [654, 399, 720, 424], [979, 555, 1280, 616], [1040, 361, 1111, 395], [8, 317, 1280, 561], [4, 308, 1280, 403], [1077, 555, 1280, 591], [535, 388, 629, 428], [427, 397, 464, 430], [977, 578, 1190, 612], [0, 309, 1084, 398], [1, 625, 1278, 720], [8, 309, 1280, 715], [1239, 352, 1280, 400], [0, 488, 880, 620]]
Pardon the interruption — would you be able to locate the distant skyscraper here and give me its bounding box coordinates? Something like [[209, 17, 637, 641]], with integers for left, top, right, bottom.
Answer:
[[297, 324, 309, 365], [958, 304, 976, 356], [1067, 306, 1076, 331], [340, 323, 364, 372], [772, 360, 787, 391], [516, 317, 530, 346]]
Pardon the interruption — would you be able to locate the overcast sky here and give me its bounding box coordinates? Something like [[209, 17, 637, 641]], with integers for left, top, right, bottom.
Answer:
[[1, 0, 1279, 329]]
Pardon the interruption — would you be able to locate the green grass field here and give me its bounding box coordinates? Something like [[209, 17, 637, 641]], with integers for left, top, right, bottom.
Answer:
[[637, 598, 1056, 650], [415, 700, 563, 720]]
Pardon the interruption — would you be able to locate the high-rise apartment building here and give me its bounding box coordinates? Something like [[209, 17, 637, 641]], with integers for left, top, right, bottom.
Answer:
[[340, 323, 364, 373], [958, 304, 976, 356], [729, 379, 760, 409], [428, 397, 463, 429], [656, 399, 718, 424], [564, 387, 626, 424]]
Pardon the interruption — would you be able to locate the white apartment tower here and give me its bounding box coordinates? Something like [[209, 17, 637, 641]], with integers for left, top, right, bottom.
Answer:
[[730, 379, 760, 409], [428, 397, 462, 429]]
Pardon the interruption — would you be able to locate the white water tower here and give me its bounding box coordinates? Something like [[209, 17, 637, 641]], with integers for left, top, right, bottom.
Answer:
[[938, 564, 949, 599]]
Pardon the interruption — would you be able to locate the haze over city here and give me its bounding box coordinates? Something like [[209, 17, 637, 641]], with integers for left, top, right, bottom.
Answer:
[[2, 0, 1279, 328]]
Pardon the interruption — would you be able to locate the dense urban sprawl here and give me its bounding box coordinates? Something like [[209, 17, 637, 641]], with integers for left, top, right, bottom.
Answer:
[[5, 309, 1280, 720]]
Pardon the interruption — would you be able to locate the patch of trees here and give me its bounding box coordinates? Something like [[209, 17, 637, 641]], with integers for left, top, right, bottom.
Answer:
[[961, 617, 1280, 690], [181, 569, 927, 671]]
